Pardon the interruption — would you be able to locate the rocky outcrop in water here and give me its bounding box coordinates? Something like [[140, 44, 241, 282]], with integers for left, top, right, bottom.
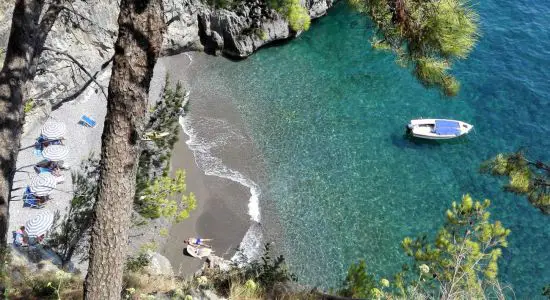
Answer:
[[197, 0, 335, 57]]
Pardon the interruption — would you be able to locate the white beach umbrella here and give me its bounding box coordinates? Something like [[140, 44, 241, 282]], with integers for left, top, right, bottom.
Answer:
[[42, 145, 69, 162], [41, 120, 66, 139], [29, 173, 56, 196], [25, 211, 54, 237]]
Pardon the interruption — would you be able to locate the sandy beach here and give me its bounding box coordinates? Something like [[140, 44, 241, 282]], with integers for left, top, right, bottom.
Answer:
[[8, 68, 110, 270], [9, 50, 258, 277], [161, 132, 250, 275], [154, 53, 258, 276]]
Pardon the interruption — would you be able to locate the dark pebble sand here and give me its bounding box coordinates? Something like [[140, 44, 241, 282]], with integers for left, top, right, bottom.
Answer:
[[157, 53, 253, 276]]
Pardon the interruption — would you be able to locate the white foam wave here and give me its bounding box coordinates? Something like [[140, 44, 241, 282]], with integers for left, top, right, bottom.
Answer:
[[178, 114, 263, 262], [231, 222, 263, 264]]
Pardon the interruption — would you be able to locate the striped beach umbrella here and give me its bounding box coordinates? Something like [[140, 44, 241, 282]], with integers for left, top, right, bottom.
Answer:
[[41, 120, 66, 139], [25, 211, 54, 237], [42, 145, 69, 162], [29, 173, 56, 196]]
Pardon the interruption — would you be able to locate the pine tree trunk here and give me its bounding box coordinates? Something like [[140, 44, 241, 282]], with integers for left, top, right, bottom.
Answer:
[[83, 0, 164, 298], [0, 0, 64, 246]]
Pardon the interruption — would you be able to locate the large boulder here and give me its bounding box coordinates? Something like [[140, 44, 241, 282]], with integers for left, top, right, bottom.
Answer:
[[197, 0, 336, 57], [143, 251, 174, 277]]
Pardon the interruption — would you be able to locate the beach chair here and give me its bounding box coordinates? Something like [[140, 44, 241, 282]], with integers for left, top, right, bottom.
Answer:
[[79, 115, 97, 128], [23, 187, 46, 209]]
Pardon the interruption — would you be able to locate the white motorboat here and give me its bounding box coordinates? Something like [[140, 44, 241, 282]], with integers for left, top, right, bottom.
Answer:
[[407, 119, 473, 140]]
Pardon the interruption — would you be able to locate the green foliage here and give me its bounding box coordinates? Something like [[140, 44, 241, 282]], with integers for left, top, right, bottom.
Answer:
[[229, 279, 265, 299], [136, 169, 197, 222], [47, 155, 99, 266], [269, 0, 311, 32], [140, 241, 158, 253], [351, 0, 479, 95], [26, 270, 82, 299], [401, 194, 510, 298], [23, 99, 35, 114], [482, 151, 550, 214], [416, 57, 460, 95], [159, 227, 169, 237], [136, 79, 197, 222], [255, 28, 268, 41], [543, 283, 550, 299], [340, 194, 509, 299], [286, 0, 311, 31], [205, 243, 297, 297], [126, 253, 151, 273], [339, 260, 378, 299]]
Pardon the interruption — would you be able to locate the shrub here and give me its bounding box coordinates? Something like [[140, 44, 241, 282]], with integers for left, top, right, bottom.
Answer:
[[339, 260, 377, 299], [126, 253, 151, 273], [24, 99, 35, 114], [286, 0, 310, 32], [136, 169, 197, 222], [206, 243, 297, 297]]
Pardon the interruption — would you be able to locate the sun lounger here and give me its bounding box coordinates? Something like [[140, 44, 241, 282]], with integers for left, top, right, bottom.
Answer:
[[79, 115, 97, 128], [23, 187, 46, 209]]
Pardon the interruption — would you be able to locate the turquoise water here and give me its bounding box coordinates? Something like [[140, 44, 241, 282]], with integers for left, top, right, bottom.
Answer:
[[196, 1, 550, 297]]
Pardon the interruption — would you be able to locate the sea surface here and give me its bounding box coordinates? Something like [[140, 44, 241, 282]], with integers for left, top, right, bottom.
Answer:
[[180, 1, 550, 297]]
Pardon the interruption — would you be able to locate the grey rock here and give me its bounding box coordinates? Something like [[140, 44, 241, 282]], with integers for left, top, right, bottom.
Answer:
[[197, 0, 337, 57], [1, 0, 336, 107], [144, 251, 174, 276], [206, 255, 232, 272]]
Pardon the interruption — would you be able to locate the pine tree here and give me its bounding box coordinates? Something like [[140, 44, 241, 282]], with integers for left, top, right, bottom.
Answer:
[[482, 151, 550, 214]]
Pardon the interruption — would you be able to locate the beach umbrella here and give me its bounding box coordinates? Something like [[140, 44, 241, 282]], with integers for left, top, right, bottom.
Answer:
[[29, 173, 56, 196], [25, 210, 54, 237], [42, 145, 69, 162], [41, 120, 66, 139]]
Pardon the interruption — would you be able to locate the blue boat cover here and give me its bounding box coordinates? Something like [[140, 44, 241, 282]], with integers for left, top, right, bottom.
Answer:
[[434, 120, 460, 135]]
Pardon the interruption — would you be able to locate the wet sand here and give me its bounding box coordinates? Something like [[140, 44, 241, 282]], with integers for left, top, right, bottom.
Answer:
[[157, 54, 253, 276]]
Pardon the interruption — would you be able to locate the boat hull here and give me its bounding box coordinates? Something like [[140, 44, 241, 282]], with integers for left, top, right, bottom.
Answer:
[[407, 119, 473, 140]]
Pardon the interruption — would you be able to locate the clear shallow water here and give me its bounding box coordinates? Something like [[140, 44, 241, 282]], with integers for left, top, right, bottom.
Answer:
[[188, 1, 550, 297]]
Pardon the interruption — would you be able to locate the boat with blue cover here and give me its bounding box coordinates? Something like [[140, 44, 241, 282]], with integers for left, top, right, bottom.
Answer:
[[407, 119, 473, 140]]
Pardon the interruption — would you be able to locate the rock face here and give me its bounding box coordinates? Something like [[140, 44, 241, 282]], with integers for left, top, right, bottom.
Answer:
[[0, 0, 336, 107], [197, 0, 336, 57]]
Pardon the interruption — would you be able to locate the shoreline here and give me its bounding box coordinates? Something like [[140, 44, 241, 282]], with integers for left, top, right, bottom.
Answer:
[[160, 121, 251, 275], [156, 53, 263, 275]]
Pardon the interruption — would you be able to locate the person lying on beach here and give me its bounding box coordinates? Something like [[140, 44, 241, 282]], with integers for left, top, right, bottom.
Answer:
[[34, 161, 62, 176], [185, 237, 212, 248]]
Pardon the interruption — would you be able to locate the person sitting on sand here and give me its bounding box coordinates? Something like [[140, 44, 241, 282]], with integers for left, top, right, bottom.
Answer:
[[185, 237, 212, 248], [14, 226, 28, 247]]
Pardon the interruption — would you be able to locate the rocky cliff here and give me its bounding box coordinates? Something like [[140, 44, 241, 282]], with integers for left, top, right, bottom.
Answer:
[[1, 0, 335, 108]]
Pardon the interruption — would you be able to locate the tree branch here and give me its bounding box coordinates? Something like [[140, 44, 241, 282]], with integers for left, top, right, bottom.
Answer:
[[43, 47, 109, 99]]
